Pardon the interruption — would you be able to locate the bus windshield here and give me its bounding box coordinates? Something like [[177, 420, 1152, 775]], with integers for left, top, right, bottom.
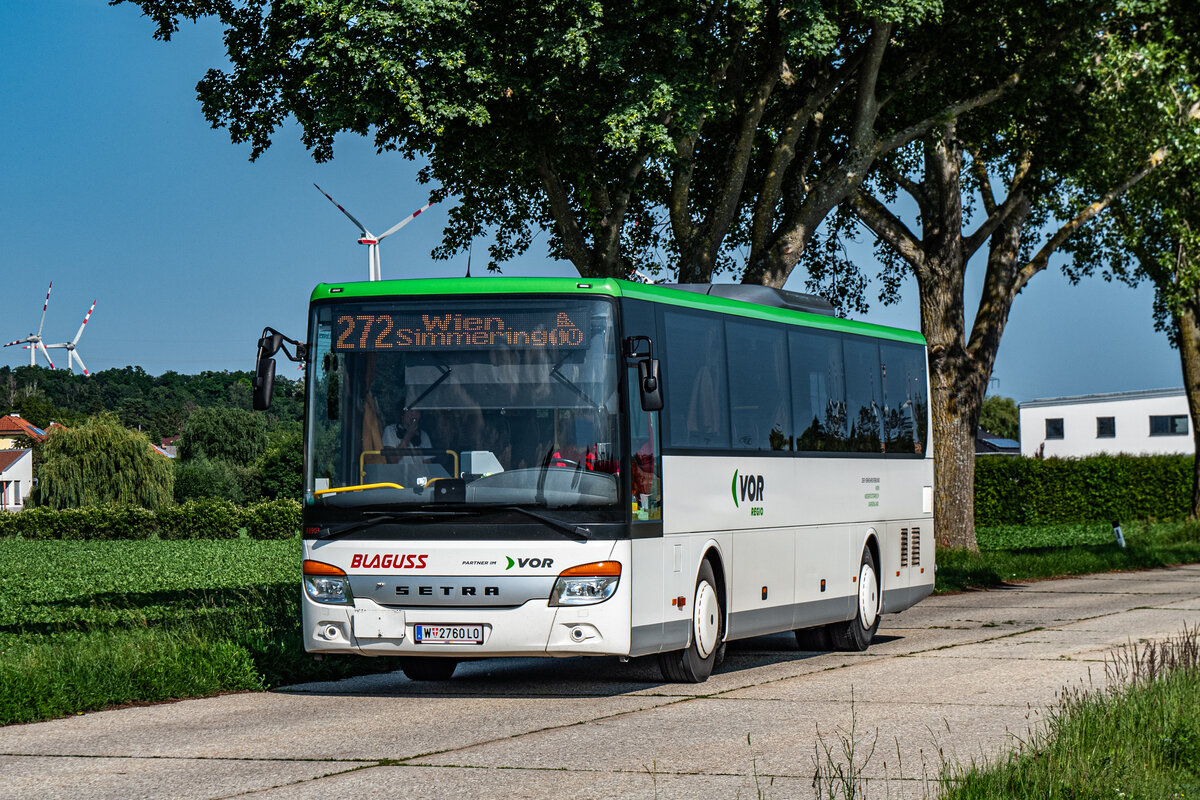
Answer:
[[306, 297, 623, 519]]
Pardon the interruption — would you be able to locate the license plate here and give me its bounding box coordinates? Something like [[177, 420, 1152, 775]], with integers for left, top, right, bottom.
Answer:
[[414, 624, 484, 644]]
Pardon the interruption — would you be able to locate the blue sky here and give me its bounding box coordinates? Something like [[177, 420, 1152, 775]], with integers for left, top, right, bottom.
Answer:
[[0, 1, 1183, 403]]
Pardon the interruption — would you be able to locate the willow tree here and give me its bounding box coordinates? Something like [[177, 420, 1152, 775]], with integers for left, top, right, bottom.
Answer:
[[36, 414, 174, 510]]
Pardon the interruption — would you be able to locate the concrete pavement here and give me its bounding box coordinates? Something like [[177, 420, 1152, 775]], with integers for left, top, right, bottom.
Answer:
[[2, 563, 1198, 799]]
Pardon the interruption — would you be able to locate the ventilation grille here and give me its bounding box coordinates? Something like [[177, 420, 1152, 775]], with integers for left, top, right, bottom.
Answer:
[[911, 527, 921, 566], [900, 528, 909, 567]]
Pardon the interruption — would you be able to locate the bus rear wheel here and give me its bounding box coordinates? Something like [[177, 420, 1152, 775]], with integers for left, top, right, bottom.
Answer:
[[399, 657, 458, 681], [658, 560, 724, 683], [829, 548, 880, 652]]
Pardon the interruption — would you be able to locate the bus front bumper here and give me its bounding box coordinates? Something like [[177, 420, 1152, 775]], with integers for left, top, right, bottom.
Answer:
[[302, 590, 632, 658]]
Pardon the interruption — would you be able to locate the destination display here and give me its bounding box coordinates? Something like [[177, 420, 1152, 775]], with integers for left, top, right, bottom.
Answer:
[[332, 309, 589, 352]]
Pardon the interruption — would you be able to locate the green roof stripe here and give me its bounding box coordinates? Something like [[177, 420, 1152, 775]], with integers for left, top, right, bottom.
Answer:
[[310, 277, 925, 345]]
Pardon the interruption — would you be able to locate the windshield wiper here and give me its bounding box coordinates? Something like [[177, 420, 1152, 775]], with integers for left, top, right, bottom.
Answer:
[[316, 509, 465, 540], [480, 504, 591, 542], [316, 506, 590, 542]]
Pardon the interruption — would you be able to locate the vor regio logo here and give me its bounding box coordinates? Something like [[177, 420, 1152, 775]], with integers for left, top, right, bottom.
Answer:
[[731, 470, 765, 517]]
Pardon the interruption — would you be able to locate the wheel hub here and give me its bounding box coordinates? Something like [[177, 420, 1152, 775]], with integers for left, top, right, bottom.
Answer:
[[858, 562, 879, 628], [694, 580, 720, 658]]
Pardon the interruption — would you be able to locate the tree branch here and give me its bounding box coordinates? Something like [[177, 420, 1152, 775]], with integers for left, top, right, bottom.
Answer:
[[536, 150, 591, 273], [1013, 146, 1167, 294], [849, 190, 926, 275]]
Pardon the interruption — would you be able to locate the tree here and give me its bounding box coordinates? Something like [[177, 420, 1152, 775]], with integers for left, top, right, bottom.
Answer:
[[1066, 163, 1200, 514], [979, 396, 1019, 442], [256, 426, 303, 501], [117, 0, 1070, 283], [35, 413, 174, 510], [179, 406, 267, 466], [831, 1, 1199, 548]]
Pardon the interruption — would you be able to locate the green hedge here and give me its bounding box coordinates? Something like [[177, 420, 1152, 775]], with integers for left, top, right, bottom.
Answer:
[[975, 454, 1193, 526], [0, 499, 302, 540]]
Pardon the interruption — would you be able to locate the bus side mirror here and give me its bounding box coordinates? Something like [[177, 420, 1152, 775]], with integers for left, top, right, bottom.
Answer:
[[638, 358, 663, 412], [253, 356, 276, 411]]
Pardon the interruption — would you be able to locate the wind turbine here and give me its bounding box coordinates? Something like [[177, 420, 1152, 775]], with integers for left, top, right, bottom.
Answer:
[[3, 282, 55, 368], [313, 184, 434, 280], [44, 300, 97, 376]]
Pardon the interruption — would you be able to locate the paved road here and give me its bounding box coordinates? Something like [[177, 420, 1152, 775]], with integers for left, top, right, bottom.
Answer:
[[3, 564, 1198, 800]]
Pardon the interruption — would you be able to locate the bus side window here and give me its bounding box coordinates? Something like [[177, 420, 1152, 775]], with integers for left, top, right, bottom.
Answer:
[[628, 367, 662, 520], [663, 310, 730, 448]]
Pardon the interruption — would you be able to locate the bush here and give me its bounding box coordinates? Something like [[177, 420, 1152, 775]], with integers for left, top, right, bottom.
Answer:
[[5, 507, 70, 540], [243, 499, 302, 540], [158, 499, 242, 540], [173, 456, 245, 504], [975, 454, 1192, 525]]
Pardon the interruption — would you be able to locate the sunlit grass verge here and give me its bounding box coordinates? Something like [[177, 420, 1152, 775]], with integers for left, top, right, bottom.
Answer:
[[0, 540, 396, 726], [937, 520, 1200, 593], [941, 625, 1200, 800], [0, 627, 262, 725]]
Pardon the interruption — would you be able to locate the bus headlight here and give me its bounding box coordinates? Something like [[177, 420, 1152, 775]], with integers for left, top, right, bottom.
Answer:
[[549, 561, 621, 606], [303, 559, 354, 605]]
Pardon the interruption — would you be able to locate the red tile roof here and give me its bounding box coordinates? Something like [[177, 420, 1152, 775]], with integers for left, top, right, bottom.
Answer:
[[0, 414, 47, 441], [0, 448, 31, 473]]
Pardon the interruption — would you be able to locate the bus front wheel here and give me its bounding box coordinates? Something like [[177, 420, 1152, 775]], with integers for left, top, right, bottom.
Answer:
[[829, 548, 881, 651], [399, 657, 458, 681], [658, 560, 724, 683]]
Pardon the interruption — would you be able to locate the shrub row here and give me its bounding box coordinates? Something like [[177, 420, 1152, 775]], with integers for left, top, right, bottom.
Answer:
[[0, 498, 301, 540], [975, 454, 1193, 526]]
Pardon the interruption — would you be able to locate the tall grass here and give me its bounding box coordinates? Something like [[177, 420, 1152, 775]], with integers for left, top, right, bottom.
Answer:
[[942, 625, 1200, 799], [0, 540, 394, 725]]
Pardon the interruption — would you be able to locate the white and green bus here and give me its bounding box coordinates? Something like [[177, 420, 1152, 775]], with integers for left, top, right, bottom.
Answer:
[[254, 277, 933, 682]]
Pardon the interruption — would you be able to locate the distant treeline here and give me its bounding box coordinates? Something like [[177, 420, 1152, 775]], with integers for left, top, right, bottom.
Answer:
[[0, 365, 303, 441]]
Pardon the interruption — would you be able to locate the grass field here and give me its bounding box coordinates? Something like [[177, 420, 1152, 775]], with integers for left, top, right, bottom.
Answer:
[[936, 520, 1200, 593], [3, 521, 1200, 726], [0, 539, 392, 725]]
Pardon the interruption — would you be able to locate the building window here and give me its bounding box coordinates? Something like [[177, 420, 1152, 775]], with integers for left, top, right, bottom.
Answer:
[[1096, 417, 1116, 438], [1149, 415, 1189, 436], [1045, 418, 1064, 440]]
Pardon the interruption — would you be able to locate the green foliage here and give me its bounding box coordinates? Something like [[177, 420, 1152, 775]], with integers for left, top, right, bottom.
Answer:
[[179, 406, 267, 466], [0, 629, 263, 725], [173, 456, 245, 504], [978, 396, 1019, 441], [0, 365, 303, 444], [0, 539, 395, 724], [242, 499, 301, 540], [256, 426, 302, 501], [975, 455, 1192, 526], [157, 498, 242, 540], [34, 413, 174, 510]]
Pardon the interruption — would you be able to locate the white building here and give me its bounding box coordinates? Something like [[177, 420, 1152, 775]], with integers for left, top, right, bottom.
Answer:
[[1019, 388, 1193, 458], [0, 448, 33, 511]]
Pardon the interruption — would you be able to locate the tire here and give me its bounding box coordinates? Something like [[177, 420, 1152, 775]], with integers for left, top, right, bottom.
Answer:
[[399, 657, 458, 681], [794, 625, 832, 651], [829, 547, 881, 652], [658, 560, 724, 683]]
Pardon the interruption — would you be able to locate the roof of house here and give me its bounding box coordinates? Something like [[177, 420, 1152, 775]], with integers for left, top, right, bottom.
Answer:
[[976, 428, 1020, 455], [1020, 387, 1185, 409], [0, 414, 48, 441], [0, 448, 31, 473]]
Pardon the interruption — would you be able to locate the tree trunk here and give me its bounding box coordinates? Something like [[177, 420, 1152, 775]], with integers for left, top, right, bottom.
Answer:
[[1178, 300, 1200, 519], [930, 381, 980, 549]]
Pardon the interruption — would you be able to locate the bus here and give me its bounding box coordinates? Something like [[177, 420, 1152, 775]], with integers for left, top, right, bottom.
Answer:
[[253, 277, 934, 683]]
